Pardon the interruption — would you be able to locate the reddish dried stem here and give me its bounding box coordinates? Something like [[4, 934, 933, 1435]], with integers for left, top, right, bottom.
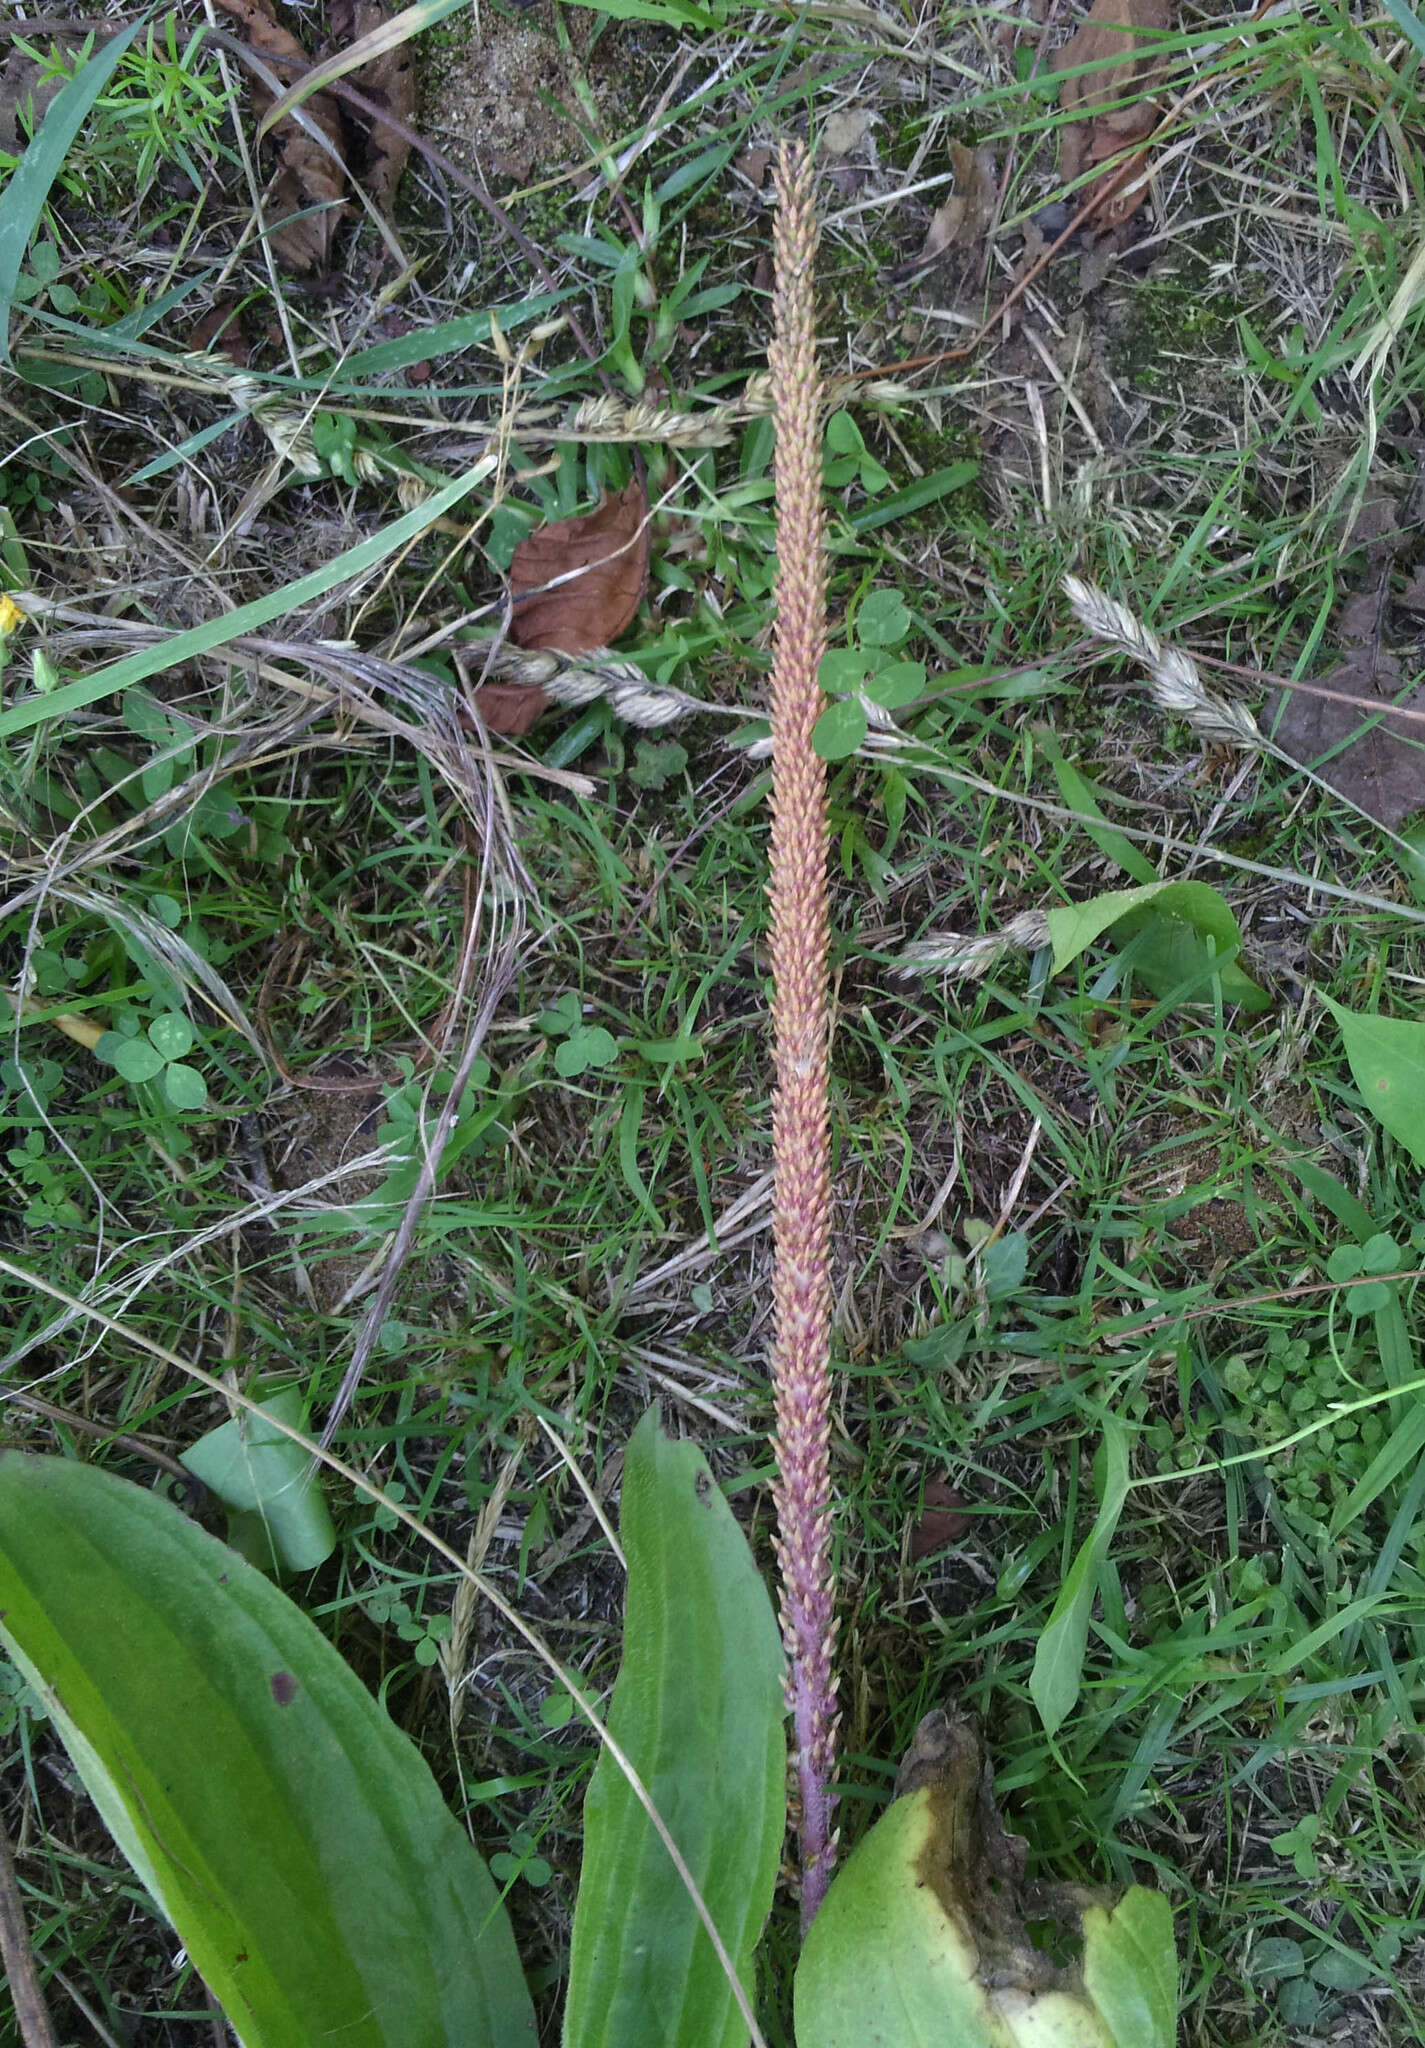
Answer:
[[766, 137, 838, 1931]]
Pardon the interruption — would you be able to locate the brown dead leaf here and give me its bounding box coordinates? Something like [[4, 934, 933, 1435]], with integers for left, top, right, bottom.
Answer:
[[915, 143, 998, 267], [821, 107, 875, 159], [0, 44, 62, 156], [465, 682, 549, 737], [190, 298, 251, 367], [214, 0, 348, 271], [1271, 570, 1425, 828], [330, 0, 415, 215], [1053, 0, 1170, 232], [909, 1476, 971, 1559], [509, 481, 650, 655]]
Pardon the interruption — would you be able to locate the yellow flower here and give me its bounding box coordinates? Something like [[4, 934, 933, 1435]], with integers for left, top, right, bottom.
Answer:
[[0, 594, 25, 635]]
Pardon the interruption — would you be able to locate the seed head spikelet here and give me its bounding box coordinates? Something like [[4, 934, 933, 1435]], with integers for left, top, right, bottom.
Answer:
[[767, 137, 838, 1930]]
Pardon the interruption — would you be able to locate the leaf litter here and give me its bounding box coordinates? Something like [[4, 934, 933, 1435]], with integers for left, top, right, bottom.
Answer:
[[911, 143, 998, 270], [509, 483, 651, 657], [214, 0, 415, 270], [1052, 0, 1171, 236], [470, 483, 652, 737], [1271, 480, 1425, 828]]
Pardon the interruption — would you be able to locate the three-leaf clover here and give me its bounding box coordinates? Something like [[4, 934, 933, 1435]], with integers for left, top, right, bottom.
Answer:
[[1325, 1232, 1402, 1315], [538, 991, 619, 1077], [96, 1010, 207, 1111], [824, 410, 891, 493], [813, 589, 927, 762]]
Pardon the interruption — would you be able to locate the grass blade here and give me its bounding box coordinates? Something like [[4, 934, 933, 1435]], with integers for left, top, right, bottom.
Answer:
[[0, 459, 493, 739], [0, 18, 147, 363], [1029, 1414, 1130, 1738]]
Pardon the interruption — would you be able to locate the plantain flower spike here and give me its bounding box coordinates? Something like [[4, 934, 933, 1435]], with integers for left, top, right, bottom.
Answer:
[[767, 136, 839, 1930]]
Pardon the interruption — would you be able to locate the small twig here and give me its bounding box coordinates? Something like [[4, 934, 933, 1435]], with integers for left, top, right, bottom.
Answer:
[[0, 1811, 58, 2048]]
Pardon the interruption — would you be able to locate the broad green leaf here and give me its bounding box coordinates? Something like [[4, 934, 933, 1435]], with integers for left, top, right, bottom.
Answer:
[[96, 1031, 166, 1084], [857, 591, 912, 647], [1082, 1890, 1178, 2048], [1036, 733, 1158, 885], [813, 697, 868, 761], [863, 660, 926, 709], [181, 1387, 337, 1573], [796, 1787, 1170, 2048], [0, 19, 146, 362], [819, 647, 870, 694], [148, 1011, 194, 1060], [1119, 911, 1269, 1012], [1029, 1416, 1130, 1738], [795, 1794, 999, 2048], [1321, 996, 1425, 1167], [163, 1061, 208, 1112], [555, 1025, 619, 1077], [563, 1410, 785, 2048], [1045, 882, 1268, 1010], [0, 1455, 533, 2048]]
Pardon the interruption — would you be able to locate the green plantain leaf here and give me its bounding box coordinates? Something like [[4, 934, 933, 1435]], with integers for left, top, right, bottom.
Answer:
[[1083, 1889, 1179, 2048], [1321, 996, 1425, 1167], [0, 1454, 534, 2048], [1029, 1416, 1130, 1738], [180, 1385, 337, 1573], [795, 1793, 1000, 2048], [563, 1409, 785, 2048], [796, 1782, 1176, 2048], [1046, 882, 1268, 1010]]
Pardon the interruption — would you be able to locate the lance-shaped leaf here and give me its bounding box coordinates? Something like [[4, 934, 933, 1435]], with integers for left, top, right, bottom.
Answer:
[[563, 1409, 785, 2048], [0, 1454, 534, 2048]]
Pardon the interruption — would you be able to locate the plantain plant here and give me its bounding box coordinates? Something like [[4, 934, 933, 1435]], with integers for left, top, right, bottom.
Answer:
[[0, 142, 1178, 2048]]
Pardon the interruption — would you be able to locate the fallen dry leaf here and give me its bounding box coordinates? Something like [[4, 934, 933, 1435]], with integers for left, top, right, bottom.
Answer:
[[509, 481, 651, 655], [330, 0, 415, 215], [909, 1475, 972, 1560], [0, 43, 62, 156], [215, 0, 347, 271], [466, 681, 549, 738], [821, 107, 875, 159], [1053, 0, 1170, 234], [1271, 564, 1425, 828], [190, 298, 251, 367], [914, 142, 998, 268]]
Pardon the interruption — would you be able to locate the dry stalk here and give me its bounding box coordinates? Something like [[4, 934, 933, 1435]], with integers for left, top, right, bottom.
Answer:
[[767, 137, 839, 1930]]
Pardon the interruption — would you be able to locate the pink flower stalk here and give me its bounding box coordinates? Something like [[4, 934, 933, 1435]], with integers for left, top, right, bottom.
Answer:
[[766, 137, 838, 1931]]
